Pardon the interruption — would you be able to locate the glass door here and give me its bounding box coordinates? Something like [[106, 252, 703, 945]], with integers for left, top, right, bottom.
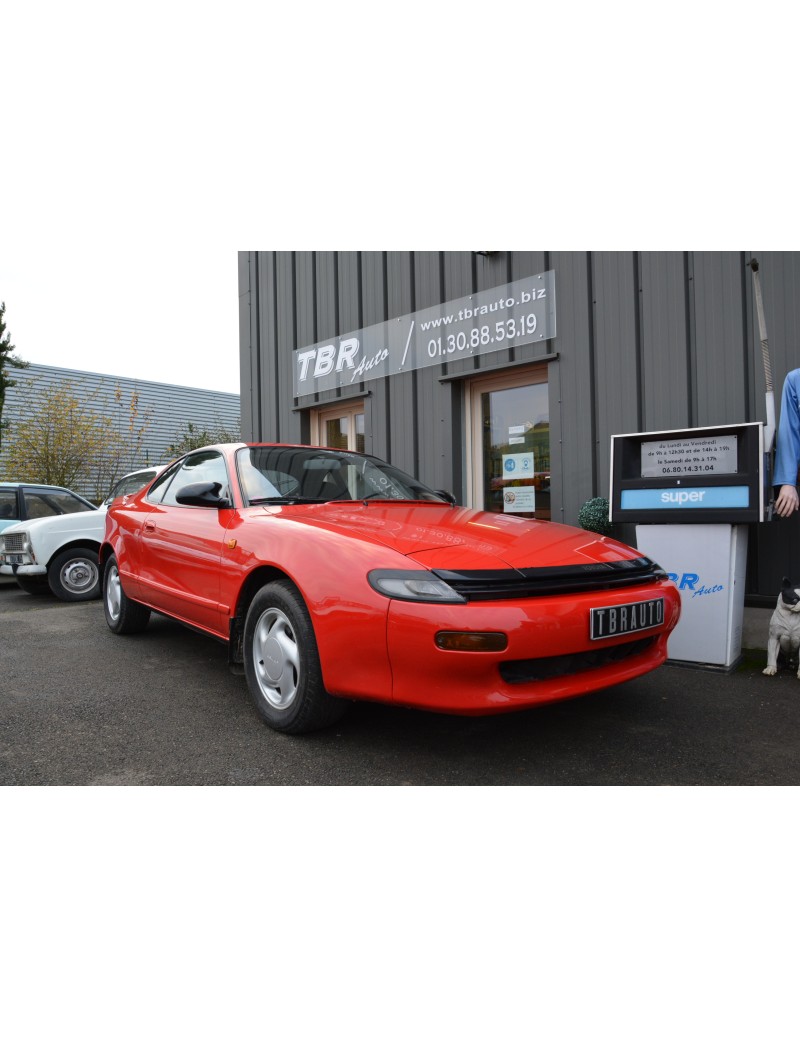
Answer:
[[469, 368, 550, 520]]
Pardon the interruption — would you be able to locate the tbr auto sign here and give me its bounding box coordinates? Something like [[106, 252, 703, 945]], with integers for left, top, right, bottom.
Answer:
[[292, 270, 556, 397]]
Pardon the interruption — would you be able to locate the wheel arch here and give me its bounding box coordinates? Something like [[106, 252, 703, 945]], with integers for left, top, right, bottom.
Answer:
[[49, 538, 104, 567], [228, 557, 393, 702], [228, 565, 301, 668]]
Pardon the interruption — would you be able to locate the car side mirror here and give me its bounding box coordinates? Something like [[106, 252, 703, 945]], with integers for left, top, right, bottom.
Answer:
[[175, 481, 229, 508]]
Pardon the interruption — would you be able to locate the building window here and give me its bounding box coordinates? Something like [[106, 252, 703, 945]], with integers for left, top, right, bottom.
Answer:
[[467, 366, 550, 520], [311, 404, 365, 453]]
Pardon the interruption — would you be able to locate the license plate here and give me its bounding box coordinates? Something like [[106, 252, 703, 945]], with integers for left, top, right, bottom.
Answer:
[[590, 597, 664, 640]]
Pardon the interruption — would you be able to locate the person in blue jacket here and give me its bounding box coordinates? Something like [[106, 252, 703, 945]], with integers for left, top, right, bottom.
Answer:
[[774, 369, 800, 517]]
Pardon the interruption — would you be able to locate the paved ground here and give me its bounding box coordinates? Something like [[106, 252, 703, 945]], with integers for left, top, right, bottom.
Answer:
[[1, 583, 798, 785]]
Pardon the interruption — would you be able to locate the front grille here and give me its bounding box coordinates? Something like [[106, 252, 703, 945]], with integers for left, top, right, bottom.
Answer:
[[500, 636, 657, 684], [1, 533, 26, 553], [433, 557, 664, 602]]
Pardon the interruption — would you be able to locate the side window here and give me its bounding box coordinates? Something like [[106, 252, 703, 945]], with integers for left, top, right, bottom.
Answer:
[[43, 489, 94, 515], [160, 451, 230, 506], [0, 490, 19, 522], [23, 492, 60, 519], [147, 463, 181, 504]]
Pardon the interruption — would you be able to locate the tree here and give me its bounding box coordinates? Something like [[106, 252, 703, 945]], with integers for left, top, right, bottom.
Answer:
[[0, 378, 153, 499], [0, 301, 28, 447], [164, 419, 242, 459], [91, 383, 154, 499]]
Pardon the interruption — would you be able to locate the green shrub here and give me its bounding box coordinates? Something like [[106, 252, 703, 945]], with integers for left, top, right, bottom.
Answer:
[[578, 497, 613, 536]]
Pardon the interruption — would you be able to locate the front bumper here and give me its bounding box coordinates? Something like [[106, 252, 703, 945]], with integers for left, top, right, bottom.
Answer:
[[0, 562, 47, 577], [385, 578, 681, 714]]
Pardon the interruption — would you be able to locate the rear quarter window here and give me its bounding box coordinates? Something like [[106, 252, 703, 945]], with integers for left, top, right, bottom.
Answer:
[[0, 490, 19, 522]]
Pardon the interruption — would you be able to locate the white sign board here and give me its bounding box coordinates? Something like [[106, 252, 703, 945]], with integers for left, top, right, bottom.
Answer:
[[501, 453, 535, 480], [293, 270, 557, 397], [503, 487, 535, 513], [640, 435, 738, 478]]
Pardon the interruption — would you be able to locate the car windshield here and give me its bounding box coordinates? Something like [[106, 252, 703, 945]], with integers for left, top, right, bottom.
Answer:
[[102, 469, 159, 507], [237, 447, 450, 505]]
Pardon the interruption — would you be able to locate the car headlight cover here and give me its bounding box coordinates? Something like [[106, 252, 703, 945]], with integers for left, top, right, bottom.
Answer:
[[368, 569, 466, 603]]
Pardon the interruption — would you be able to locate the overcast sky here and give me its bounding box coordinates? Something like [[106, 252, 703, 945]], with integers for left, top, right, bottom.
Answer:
[[3, 4, 790, 406], [0, 246, 241, 395], [4, 3, 786, 415]]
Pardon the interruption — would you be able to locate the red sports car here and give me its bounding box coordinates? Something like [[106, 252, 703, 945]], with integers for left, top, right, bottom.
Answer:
[[101, 443, 681, 734]]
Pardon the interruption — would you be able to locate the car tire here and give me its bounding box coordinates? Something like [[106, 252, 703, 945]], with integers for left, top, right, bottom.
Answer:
[[103, 554, 150, 634], [243, 580, 349, 734], [48, 547, 102, 602], [16, 575, 50, 595]]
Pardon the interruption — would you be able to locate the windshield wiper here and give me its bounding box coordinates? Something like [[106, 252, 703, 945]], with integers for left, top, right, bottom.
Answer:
[[249, 496, 331, 505]]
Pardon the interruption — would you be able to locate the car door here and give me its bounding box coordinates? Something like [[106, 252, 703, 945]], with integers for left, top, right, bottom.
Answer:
[[135, 450, 236, 637]]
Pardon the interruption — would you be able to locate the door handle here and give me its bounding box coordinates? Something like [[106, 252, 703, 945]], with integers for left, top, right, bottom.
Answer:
[[143, 520, 156, 533]]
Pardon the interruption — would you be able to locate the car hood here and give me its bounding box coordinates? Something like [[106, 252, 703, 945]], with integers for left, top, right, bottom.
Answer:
[[0, 507, 107, 539], [281, 502, 646, 570]]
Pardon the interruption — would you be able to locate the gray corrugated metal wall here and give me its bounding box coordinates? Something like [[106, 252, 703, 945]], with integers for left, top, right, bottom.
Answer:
[[239, 251, 800, 603], [1, 363, 240, 498]]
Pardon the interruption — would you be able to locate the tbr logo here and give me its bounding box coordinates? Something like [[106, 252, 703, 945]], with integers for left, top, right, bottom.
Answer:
[[668, 573, 724, 598], [296, 337, 388, 384]]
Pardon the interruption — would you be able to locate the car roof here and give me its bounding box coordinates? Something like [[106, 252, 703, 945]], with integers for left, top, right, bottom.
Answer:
[[194, 442, 363, 456], [0, 482, 91, 493], [116, 465, 165, 478]]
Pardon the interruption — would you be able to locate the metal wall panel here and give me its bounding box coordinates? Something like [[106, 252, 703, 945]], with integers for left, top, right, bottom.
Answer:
[[386, 252, 416, 474], [315, 252, 338, 342], [473, 252, 516, 372], [275, 252, 302, 444], [238, 250, 800, 602], [361, 252, 390, 460], [238, 252, 257, 439], [548, 251, 593, 522], [263, 253, 284, 441], [0, 363, 240, 498], [640, 252, 691, 432], [441, 251, 478, 501], [294, 252, 316, 353], [692, 251, 748, 426], [338, 251, 362, 338], [414, 253, 451, 490], [592, 251, 641, 497], [437, 251, 477, 388]]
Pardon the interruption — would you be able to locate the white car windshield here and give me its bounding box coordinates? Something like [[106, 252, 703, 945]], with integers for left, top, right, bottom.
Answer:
[[102, 469, 160, 507]]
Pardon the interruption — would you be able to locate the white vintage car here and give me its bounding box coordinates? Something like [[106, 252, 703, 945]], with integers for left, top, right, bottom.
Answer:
[[0, 466, 163, 601]]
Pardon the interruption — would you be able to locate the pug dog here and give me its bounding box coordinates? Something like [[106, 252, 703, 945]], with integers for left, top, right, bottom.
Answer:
[[763, 578, 800, 677]]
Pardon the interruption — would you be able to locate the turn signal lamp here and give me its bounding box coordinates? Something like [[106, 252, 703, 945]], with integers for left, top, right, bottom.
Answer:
[[434, 631, 508, 652]]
